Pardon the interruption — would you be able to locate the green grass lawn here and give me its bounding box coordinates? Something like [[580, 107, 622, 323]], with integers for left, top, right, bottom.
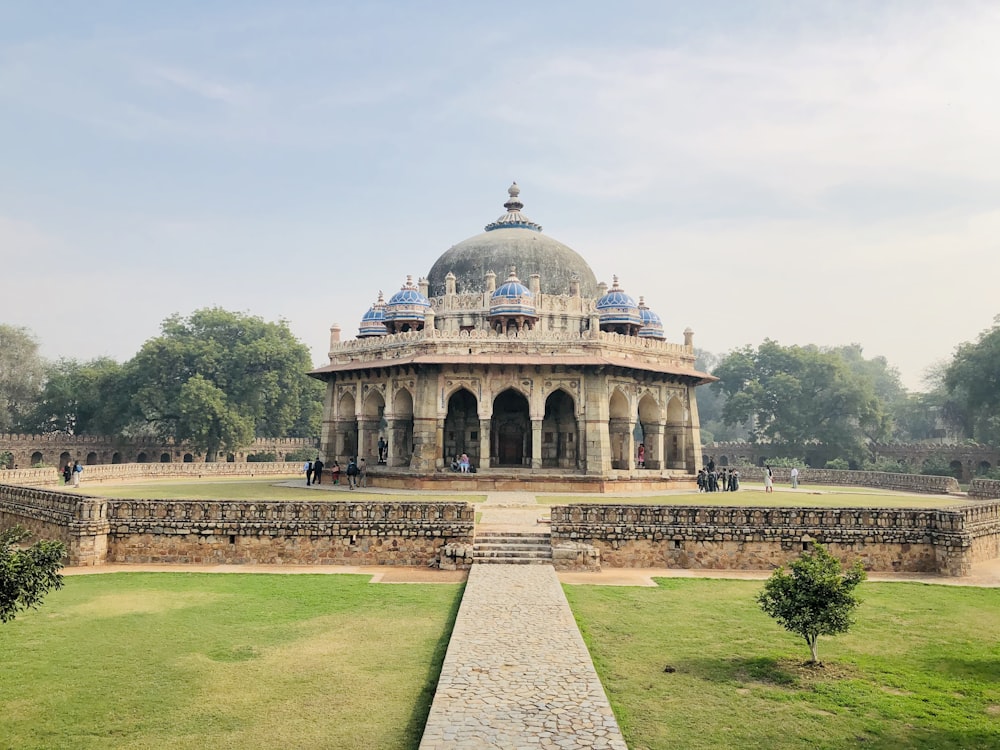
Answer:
[[566, 579, 1000, 749], [543, 489, 965, 509], [0, 573, 462, 750], [89, 476, 486, 504]]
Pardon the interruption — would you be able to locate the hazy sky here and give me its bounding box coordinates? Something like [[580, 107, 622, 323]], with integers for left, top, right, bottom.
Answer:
[[2, 1, 998, 391]]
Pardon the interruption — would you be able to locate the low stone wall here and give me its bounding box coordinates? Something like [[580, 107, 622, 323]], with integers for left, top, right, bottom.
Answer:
[[0, 481, 474, 568], [969, 479, 1000, 500], [550, 503, 993, 576], [743, 468, 960, 495], [0, 484, 109, 565], [106, 499, 474, 566], [369, 468, 696, 493], [0, 462, 303, 488]]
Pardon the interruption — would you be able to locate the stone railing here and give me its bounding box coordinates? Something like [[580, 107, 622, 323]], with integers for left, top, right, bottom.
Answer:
[[969, 479, 1000, 500], [0, 484, 110, 565], [549, 503, 988, 576], [736, 467, 961, 495]]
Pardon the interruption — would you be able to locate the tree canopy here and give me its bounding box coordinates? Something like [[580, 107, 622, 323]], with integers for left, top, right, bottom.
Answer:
[[0, 325, 45, 433], [123, 308, 322, 458], [710, 340, 884, 459], [757, 544, 866, 664], [0, 526, 65, 624], [944, 316, 1000, 445]]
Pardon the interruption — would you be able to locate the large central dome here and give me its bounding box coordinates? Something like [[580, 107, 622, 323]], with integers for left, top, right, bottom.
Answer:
[[426, 183, 599, 298]]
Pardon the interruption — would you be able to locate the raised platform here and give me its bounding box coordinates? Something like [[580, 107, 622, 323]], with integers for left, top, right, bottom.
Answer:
[[366, 466, 698, 493]]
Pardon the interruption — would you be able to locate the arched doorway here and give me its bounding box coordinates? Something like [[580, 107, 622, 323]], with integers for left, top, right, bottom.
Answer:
[[444, 389, 479, 466], [137, 452, 148, 463], [111, 452, 122, 464], [542, 389, 577, 468], [86, 452, 98, 465], [31, 451, 44, 466], [337, 392, 358, 460], [60, 451, 72, 468], [637, 393, 661, 470], [608, 389, 631, 470], [391, 388, 415, 467], [362, 390, 386, 463], [492, 389, 530, 467], [183, 453, 193, 463], [160, 453, 171, 463]]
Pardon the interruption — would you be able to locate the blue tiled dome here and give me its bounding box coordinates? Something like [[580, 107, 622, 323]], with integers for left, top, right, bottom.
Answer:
[[384, 275, 430, 326], [490, 270, 536, 318], [358, 292, 389, 338], [597, 276, 642, 331], [637, 297, 665, 340]]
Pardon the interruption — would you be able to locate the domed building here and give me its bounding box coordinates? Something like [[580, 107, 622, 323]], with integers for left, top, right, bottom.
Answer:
[[310, 184, 713, 490]]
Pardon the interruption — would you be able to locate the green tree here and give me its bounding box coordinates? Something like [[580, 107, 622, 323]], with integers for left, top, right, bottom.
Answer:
[[25, 357, 128, 435], [757, 544, 866, 664], [0, 526, 65, 623], [711, 340, 883, 460], [123, 308, 322, 459], [944, 316, 1000, 445], [0, 325, 46, 433]]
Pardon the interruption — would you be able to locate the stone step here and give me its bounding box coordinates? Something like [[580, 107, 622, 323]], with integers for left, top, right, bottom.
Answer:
[[472, 556, 553, 565], [475, 533, 551, 542], [474, 549, 553, 559], [474, 543, 552, 552]]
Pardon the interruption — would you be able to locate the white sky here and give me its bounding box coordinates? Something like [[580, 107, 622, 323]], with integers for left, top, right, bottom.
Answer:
[[2, 1, 998, 391]]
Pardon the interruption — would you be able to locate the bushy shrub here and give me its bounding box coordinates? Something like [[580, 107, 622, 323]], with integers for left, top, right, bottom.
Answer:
[[246, 452, 277, 463], [920, 455, 960, 478], [763, 456, 805, 468], [824, 458, 850, 470], [862, 458, 916, 474]]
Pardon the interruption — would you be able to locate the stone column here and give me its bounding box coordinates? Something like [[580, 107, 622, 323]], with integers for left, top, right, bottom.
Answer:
[[582, 372, 611, 475], [686, 384, 704, 472], [356, 418, 366, 462], [479, 419, 491, 469], [531, 419, 543, 469]]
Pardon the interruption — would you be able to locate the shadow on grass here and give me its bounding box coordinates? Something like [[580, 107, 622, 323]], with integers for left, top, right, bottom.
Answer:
[[922, 656, 1000, 683], [833, 727, 1000, 750], [402, 582, 466, 749], [672, 655, 858, 690]]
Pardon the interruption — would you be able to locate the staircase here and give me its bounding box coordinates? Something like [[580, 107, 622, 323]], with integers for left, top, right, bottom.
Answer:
[[473, 530, 553, 565]]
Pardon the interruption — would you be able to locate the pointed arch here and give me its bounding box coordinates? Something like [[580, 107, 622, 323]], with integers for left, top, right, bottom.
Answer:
[[492, 388, 531, 467], [444, 388, 479, 466], [608, 388, 632, 470], [542, 388, 578, 468]]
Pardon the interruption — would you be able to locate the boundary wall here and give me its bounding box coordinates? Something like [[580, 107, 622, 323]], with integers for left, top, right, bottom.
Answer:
[[0, 461, 303, 488], [1, 483, 474, 567], [549, 503, 1000, 576], [969, 479, 1000, 500], [736, 467, 960, 495]]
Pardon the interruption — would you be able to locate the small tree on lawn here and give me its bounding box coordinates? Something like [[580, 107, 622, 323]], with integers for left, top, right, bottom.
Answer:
[[757, 544, 866, 664], [0, 526, 66, 623]]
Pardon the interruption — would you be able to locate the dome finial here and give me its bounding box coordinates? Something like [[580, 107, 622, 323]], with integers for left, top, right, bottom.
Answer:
[[486, 182, 542, 232]]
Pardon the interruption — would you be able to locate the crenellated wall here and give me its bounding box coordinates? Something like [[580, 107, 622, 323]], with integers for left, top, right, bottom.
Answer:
[[549, 503, 1000, 576], [0, 461, 304, 488]]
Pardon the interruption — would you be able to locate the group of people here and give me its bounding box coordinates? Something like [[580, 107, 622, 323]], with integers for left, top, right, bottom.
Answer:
[[61, 460, 83, 487], [302, 456, 367, 489], [697, 464, 740, 492], [450, 453, 475, 473]]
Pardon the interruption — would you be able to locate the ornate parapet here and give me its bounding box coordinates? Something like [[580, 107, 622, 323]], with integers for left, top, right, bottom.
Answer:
[[969, 479, 1000, 500]]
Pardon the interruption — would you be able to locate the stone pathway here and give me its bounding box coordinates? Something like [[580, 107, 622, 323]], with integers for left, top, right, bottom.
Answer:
[[420, 490, 627, 749], [420, 565, 627, 749]]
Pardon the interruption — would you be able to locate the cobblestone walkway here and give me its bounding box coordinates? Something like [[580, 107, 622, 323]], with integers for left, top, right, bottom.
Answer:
[[419, 564, 628, 749]]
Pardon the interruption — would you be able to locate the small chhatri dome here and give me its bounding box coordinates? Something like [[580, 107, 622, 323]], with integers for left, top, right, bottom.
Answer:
[[597, 276, 642, 335], [637, 296, 666, 340], [492, 267, 533, 301], [358, 291, 388, 338], [384, 275, 431, 332], [484, 182, 543, 232]]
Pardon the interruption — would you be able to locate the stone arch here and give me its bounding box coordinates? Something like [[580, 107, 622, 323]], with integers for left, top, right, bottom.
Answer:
[[30, 451, 43, 466], [390, 387, 415, 467], [444, 388, 479, 466], [227, 453, 235, 462], [492, 388, 531, 467], [183, 453, 194, 463], [949, 460, 963, 479], [719, 455, 729, 467], [636, 393, 660, 469], [337, 391, 358, 460], [664, 396, 686, 469], [60, 451, 71, 467], [978, 461, 992, 476], [361, 389, 386, 463], [160, 453, 171, 463], [542, 389, 577, 469], [111, 452, 122, 464], [86, 452, 97, 465], [137, 452, 148, 463], [608, 389, 632, 470]]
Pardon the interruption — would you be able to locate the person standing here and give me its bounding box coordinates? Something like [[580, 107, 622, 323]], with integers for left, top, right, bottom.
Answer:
[[378, 437, 387, 464], [346, 458, 358, 489], [303, 459, 313, 486], [637, 443, 645, 469], [764, 464, 773, 493], [62, 463, 73, 485], [312, 457, 324, 485], [790, 466, 799, 489], [359, 457, 368, 487], [72, 460, 82, 488], [331, 460, 341, 485]]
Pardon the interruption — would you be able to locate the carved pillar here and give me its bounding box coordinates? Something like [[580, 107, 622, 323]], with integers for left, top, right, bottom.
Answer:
[[686, 384, 704, 473], [583, 372, 611, 475], [644, 422, 664, 470], [479, 419, 491, 470], [531, 419, 543, 469]]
